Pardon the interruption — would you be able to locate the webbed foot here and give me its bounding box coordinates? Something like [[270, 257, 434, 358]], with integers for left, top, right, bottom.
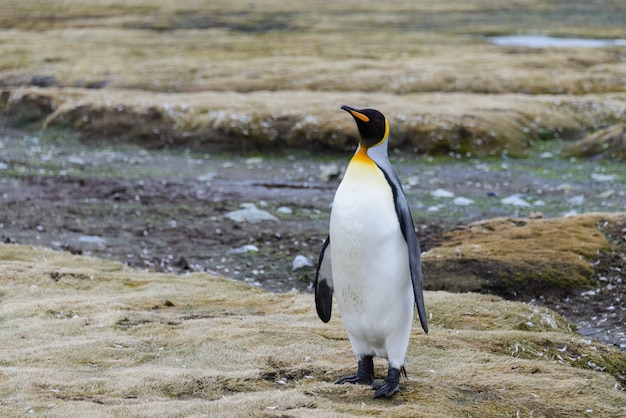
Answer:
[[335, 355, 374, 385], [372, 366, 404, 398]]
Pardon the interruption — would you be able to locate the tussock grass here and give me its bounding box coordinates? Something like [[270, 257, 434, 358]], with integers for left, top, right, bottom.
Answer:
[[1, 244, 624, 416], [3, 87, 626, 155]]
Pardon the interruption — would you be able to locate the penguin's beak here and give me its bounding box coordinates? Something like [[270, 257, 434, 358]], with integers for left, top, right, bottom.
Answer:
[[341, 105, 370, 123]]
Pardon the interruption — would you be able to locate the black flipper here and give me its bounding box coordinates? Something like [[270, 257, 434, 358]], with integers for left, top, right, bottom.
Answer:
[[336, 355, 374, 385], [378, 167, 429, 333], [372, 366, 405, 398], [314, 236, 333, 323]]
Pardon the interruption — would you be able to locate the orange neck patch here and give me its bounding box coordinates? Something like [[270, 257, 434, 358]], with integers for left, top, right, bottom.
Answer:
[[350, 146, 375, 165]]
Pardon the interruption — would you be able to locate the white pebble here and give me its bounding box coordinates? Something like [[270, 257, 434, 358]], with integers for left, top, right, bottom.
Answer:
[[276, 206, 293, 215], [224, 203, 279, 223], [591, 173, 616, 182], [567, 195, 585, 206], [501, 194, 531, 207], [292, 255, 314, 271], [431, 188, 455, 198], [227, 244, 259, 254], [453, 197, 474, 206]]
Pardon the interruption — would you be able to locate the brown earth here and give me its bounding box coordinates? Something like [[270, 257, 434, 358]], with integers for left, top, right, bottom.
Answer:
[[0, 127, 625, 351]]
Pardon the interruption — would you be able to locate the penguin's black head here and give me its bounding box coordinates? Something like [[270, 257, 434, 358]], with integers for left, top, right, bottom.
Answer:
[[341, 105, 388, 148]]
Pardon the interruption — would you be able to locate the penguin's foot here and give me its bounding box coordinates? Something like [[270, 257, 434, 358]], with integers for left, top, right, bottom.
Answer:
[[335, 355, 374, 385], [372, 366, 404, 398]]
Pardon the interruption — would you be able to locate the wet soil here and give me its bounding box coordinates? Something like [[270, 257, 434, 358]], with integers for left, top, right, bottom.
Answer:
[[1, 128, 624, 350]]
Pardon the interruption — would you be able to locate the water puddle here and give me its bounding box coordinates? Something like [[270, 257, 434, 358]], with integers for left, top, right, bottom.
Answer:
[[487, 35, 626, 48]]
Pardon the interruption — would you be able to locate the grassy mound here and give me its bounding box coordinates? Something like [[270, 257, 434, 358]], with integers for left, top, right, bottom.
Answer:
[[0, 244, 624, 416], [422, 213, 624, 299], [562, 123, 626, 160], [4, 87, 626, 155]]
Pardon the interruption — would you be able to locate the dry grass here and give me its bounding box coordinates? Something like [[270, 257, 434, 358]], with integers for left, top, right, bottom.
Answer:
[[1, 243, 624, 417], [1, 0, 626, 155], [1, 4, 625, 96], [1, 0, 625, 95]]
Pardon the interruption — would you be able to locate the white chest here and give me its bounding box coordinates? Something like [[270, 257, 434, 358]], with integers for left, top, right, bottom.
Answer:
[[330, 162, 398, 247], [329, 160, 410, 303]]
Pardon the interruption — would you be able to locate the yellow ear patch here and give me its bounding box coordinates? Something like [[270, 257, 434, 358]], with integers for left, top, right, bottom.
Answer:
[[348, 109, 370, 123]]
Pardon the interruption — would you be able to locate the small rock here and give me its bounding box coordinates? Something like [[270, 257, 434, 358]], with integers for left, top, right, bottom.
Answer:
[[431, 188, 455, 198], [292, 255, 314, 271], [567, 195, 585, 206], [276, 206, 293, 215], [319, 163, 341, 182], [173, 257, 190, 270], [597, 190, 615, 198], [453, 196, 474, 206], [67, 156, 86, 166], [591, 173, 616, 182], [556, 183, 572, 191], [224, 203, 279, 223], [406, 176, 420, 187], [245, 157, 263, 165], [227, 244, 259, 254], [501, 194, 531, 207], [196, 172, 216, 182], [0, 162, 8, 170], [78, 235, 106, 244]]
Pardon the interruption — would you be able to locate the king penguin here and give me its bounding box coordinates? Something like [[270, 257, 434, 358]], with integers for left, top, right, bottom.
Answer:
[[315, 105, 428, 399]]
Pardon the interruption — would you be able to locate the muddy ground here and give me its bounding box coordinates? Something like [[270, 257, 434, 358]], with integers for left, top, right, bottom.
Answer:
[[1, 127, 624, 350]]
